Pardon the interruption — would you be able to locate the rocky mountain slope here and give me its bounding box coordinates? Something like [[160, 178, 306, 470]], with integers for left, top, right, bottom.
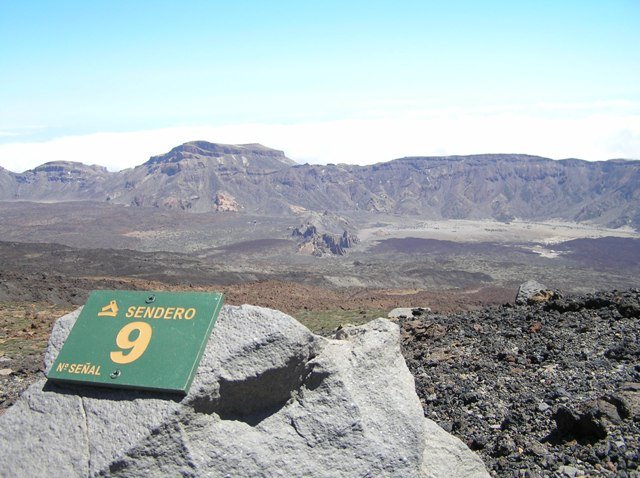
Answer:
[[109, 141, 297, 212], [2, 141, 639, 228], [12, 162, 112, 201]]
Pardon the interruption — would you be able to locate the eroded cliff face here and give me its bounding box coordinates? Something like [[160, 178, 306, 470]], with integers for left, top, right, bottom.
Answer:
[[2, 142, 639, 229]]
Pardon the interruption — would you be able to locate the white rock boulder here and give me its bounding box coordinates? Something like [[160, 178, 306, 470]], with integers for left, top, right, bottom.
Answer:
[[0, 305, 489, 477]]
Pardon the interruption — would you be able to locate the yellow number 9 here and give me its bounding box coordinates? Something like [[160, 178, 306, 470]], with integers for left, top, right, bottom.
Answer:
[[110, 322, 153, 364]]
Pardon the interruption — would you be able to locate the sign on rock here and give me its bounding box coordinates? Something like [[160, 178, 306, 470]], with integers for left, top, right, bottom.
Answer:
[[47, 290, 224, 394]]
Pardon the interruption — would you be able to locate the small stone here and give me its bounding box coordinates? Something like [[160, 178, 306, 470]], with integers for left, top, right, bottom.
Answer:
[[526, 440, 547, 457], [0, 369, 13, 376], [616, 383, 640, 420], [593, 399, 622, 424], [553, 404, 608, 442], [558, 465, 580, 477], [492, 436, 517, 457], [440, 421, 454, 433], [468, 435, 488, 450], [516, 280, 554, 305], [528, 322, 543, 333]]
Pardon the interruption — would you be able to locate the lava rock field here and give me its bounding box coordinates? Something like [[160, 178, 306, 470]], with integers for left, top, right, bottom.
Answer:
[[401, 288, 640, 477]]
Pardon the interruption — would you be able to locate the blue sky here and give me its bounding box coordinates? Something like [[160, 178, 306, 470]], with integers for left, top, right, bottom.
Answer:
[[1, 0, 639, 171]]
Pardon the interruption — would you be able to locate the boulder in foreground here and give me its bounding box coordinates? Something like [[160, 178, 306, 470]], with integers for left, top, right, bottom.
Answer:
[[0, 305, 489, 477]]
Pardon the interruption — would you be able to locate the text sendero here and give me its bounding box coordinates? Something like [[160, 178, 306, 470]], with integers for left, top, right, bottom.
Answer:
[[124, 306, 197, 320]]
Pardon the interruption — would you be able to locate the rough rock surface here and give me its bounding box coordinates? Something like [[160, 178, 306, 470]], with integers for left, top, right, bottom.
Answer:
[[0, 305, 489, 478], [401, 288, 640, 477]]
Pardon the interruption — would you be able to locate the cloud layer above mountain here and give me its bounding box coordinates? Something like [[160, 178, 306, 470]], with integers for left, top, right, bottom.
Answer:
[[1, 104, 639, 173]]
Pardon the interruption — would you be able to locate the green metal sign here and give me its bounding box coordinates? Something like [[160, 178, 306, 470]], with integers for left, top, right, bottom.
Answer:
[[47, 290, 224, 394]]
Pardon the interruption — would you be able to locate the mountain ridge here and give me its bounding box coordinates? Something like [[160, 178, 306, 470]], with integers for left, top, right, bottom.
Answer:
[[144, 141, 295, 169], [1, 141, 638, 228], [389, 154, 640, 167]]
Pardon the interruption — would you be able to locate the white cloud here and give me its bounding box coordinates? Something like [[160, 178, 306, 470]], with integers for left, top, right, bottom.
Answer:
[[0, 107, 639, 173]]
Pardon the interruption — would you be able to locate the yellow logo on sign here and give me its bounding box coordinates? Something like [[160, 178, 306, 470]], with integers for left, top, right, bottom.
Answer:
[[98, 300, 119, 317]]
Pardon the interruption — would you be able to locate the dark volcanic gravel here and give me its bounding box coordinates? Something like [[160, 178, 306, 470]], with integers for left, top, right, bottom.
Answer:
[[401, 288, 640, 477]]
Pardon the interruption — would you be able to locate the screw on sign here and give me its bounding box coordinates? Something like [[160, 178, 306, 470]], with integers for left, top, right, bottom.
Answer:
[[47, 290, 224, 394]]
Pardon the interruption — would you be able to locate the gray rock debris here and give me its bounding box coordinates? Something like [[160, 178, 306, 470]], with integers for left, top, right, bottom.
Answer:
[[0, 305, 489, 478]]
